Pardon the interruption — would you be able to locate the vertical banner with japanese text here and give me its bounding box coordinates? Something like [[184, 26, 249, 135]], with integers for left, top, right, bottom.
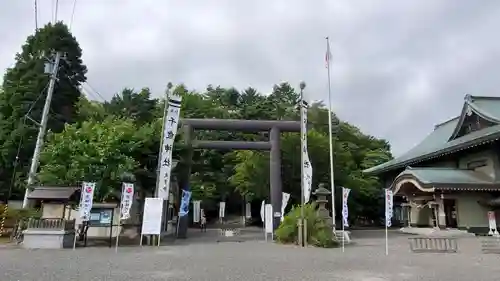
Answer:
[[281, 192, 290, 222], [79, 182, 96, 221], [300, 100, 313, 203], [158, 92, 182, 199], [193, 200, 201, 223], [245, 202, 252, 219], [179, 189, 192, 217], [120, 182, 134, 220], [260, 200, 265, 223], [385, 189, 394, 227], [341, 187, 351, 227], [219, 201, 226, 219]]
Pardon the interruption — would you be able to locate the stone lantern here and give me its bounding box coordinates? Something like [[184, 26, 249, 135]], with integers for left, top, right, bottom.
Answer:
[[313, 183, 333, 228]]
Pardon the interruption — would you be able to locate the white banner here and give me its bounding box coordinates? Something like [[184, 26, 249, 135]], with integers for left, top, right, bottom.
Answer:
[[245, 202, 252, 219], [281, 192, 290, 222], [265, 204, 273, 234], [158, 92, 182, 200], [79, 182, 96, 221], [300, 100, 313, 203], [385, 189, 394, 227], [120, 182, 134, 220], [141, 198, 163, 235], [193, 200, 201, 223], [260, 200, 265, 223], [342, 187, 351, 227], [488, 211, 499, 236], [219, 202, 226, 218]]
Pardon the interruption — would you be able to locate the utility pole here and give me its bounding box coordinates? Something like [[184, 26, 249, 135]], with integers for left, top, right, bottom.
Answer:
[[22, 51, 62, 208]]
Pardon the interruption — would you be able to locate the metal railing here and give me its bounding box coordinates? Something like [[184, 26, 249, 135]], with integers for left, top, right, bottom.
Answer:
[[409, 237, 458, 253], [26, 218, 76, 231]]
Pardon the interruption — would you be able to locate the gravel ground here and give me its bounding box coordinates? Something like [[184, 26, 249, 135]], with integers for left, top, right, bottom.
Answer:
[[2, 230, 500, 281]]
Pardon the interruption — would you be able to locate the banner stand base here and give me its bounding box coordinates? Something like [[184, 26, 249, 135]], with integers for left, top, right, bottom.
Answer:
[[139, 234, 161, 247]]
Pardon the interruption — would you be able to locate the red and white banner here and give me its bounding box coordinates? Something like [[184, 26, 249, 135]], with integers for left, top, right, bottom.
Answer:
[[488, 211, 498, 236], [79, 182, 96, 221], [120, 182, 134, 220]]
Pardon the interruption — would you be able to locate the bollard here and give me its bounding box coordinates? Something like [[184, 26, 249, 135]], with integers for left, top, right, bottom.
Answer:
[[303, 219, 308, 247], [297, 219, 303, 246]]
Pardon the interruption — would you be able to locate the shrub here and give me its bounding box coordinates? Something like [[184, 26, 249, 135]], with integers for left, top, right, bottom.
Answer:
[[275, 203, 339, 248], [0, 205, 41, 228]]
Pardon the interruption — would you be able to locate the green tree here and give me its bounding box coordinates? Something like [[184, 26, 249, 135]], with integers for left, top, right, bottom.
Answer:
[[76, 96, 107, 122], [38, 118, 145, 201], [44, 82, 392, 224], [0, 22, 87, 199], [104, 88, 157, 125]]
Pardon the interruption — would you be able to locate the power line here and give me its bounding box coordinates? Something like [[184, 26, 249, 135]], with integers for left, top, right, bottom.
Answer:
[[84, 81, 106, 101], [69, 0, 78, 30]]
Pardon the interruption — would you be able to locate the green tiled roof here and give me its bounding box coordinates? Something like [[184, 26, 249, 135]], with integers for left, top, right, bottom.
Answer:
[[364, 95, 500, 175], [398, 167, 494, 185], [467, 96, 500, 123]]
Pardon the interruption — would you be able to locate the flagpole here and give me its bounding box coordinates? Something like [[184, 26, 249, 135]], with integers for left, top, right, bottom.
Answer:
[[299, 82, 306, 247], [325, 37, 336, 231]]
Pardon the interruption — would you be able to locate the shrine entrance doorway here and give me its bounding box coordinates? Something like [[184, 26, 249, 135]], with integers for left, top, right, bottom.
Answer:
[[175, 118, 300, 238]]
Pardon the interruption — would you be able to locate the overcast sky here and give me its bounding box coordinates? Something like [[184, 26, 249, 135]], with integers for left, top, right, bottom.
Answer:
[[1, 0, 500, 156]]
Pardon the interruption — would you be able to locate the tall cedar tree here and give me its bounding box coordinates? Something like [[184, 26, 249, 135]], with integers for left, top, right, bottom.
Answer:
[[0, 22, 87, 199]]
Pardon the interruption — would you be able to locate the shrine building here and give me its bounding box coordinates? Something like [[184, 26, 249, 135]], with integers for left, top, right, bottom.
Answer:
[[364, 94, 500, 234]]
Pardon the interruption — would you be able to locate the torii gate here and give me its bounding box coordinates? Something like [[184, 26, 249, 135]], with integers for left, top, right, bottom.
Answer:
[[176, 118, 301, 238]]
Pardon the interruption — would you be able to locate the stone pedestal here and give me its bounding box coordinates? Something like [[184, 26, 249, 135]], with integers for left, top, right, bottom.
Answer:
[[23, 229, 75, 249]]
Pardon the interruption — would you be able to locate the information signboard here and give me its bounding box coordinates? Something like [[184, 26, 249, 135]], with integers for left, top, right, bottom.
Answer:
[[141, 198, 163, 235]]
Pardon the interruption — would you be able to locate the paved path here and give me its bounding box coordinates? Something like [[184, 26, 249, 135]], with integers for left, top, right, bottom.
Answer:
[[2, 230, 500, 281]]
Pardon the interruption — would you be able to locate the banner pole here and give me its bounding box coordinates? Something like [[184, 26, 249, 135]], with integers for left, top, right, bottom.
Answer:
[[385, 224, 388, 255], [72, 227, 77, 250], [342, 217, 345, 253], [115, 221, 120, 252]]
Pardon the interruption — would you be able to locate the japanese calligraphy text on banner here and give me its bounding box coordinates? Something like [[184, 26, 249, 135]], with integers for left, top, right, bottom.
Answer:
[[301, 100, 313, 203], [79, 182, 96, 221], [120, 182, 134, 220], [342, 187, 351, 227], [158, 93, 182, 199], [179, 189, 192, 217], [385, 189, 393, 227]]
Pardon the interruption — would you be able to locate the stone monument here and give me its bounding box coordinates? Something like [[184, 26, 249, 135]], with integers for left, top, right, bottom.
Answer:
[[313, 183, 333, 229], [313, 183, 350, 244]]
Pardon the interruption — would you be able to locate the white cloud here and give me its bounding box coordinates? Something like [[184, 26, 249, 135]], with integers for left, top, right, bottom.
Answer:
[[1, 0, 500, 156]]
